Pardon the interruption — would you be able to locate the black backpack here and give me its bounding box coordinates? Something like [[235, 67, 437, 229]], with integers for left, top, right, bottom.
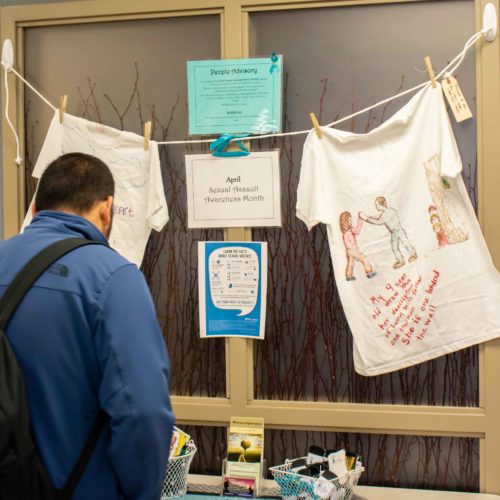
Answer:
[[0, 238, 106, 500]]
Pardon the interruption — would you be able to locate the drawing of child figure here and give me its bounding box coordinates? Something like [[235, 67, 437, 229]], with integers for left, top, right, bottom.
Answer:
[[429, 206, 449, 247], [339, 211, 376, 282], [432, 222, 449, 247], [428, 205, 439, 218]]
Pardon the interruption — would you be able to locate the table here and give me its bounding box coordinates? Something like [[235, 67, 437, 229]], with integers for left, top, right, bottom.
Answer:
[[187, 474, 500, 499]]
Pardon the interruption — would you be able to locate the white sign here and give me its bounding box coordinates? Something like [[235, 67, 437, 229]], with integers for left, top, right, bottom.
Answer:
[[186, 151, 281, 228]]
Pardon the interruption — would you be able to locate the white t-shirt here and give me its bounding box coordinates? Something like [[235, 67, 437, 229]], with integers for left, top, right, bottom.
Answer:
[[297, 83, 500, 376], [24, 111, 168, 267]]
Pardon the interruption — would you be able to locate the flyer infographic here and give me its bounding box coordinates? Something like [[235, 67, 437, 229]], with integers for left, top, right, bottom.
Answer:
[[198, 242, 267, 339]]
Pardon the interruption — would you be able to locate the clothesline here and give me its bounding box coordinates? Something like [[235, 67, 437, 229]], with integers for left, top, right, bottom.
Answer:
[[158, 30, 484, 145], [1, 29, 487, 159]]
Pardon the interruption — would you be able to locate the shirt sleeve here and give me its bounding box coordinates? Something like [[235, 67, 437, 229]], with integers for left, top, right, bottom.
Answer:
[[21, 111, 63, 231], [32, 110, 63, 178], [296, 137, 331, 230], [94, 264, 174, 500], [366, 214, 385, 225], [438, 85, 463, 178], [146, 142, 169, 232]]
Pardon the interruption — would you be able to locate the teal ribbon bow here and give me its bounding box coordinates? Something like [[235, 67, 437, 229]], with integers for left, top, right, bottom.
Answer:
[[210, 134, 250, 157], [269, 52, 279, 74]]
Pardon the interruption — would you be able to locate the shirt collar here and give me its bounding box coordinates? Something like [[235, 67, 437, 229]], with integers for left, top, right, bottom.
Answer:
[[26, 210, 109, 245]]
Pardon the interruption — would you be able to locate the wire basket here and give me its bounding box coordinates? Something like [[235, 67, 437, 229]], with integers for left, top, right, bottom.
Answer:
[[269, 459, 364, 500], [161, 440, 197, 499]]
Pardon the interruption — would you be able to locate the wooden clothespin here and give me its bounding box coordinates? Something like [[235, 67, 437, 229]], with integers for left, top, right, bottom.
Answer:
[[59, 95, 68, 123], [424, 56, 436, 88], [309, 112, 322, 139], [143, 121, 151, 151]]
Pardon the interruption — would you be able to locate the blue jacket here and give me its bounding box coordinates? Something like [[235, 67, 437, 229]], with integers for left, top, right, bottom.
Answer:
[[0, 211, 174, 500]]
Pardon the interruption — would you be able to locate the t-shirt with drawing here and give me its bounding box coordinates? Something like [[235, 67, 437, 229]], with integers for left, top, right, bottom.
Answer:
[[297, 83, 500, 376], [23, 110, 168, 267]]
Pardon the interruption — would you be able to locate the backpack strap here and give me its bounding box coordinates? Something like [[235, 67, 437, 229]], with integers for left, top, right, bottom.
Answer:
[[59, 410, 107, 499], [0, 237, 101, 330], [0, 237, 107, 499]]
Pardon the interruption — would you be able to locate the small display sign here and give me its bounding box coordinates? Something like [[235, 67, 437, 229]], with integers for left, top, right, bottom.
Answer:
[[185, 151, 281, 229], [187, 56, 283, 135]]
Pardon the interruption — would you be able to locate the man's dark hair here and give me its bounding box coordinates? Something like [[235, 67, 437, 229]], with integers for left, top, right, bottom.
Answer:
[[35, 153, 114, 213]]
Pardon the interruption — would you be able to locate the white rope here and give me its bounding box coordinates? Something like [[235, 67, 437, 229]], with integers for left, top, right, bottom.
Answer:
[[9, 66, 57, 111], [438, 31, 484, 78], [2, 63, 56, 165], [156, 29, 486, 145], [2, 29, 486, 154], [324, 30, 485, 130], [3, 67, 22, 165]]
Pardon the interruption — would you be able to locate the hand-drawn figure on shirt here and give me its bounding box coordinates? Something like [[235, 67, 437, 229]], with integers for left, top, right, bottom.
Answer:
[[424, 154, 469, 244], [359, 196, 418, 270], [339, 211, 376, 282], [429, 206, 449, 247]]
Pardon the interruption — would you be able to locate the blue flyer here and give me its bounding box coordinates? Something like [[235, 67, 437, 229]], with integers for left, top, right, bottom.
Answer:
[[198, 242, 267, 339], [187, 56, 283, 135]]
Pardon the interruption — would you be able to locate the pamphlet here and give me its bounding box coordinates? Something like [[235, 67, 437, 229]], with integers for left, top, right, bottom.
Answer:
[[223, 477, 255, 498], [228, 416, 263, 463], [169, 426, 190, 458], [224, 416, 265, 496]]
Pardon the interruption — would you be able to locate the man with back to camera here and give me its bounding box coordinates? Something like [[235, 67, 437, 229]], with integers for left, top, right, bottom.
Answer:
[[0, 153, 174, 499]]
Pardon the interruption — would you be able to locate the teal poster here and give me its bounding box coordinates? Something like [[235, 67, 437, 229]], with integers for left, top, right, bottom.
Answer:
[[198, 242, 267, 339], [187, 56, 283, 135]]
